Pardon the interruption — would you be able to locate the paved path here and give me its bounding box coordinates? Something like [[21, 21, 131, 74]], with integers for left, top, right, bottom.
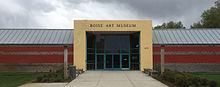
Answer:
[[66, 71, 167, 87], [20, 83, 68, 87]]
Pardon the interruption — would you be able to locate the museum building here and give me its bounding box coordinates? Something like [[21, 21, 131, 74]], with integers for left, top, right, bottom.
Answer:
[[0, 20, 220, 72]]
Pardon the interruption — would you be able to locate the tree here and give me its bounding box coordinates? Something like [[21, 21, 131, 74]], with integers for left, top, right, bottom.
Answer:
[[191, 0, 220, 28], [190, 22, 203, 28], [154, 21, 185, 29]]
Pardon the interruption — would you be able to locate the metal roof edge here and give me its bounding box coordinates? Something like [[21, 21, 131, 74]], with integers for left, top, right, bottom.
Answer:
[[0, 29, 74, 30], [153, 28, 220, 30]]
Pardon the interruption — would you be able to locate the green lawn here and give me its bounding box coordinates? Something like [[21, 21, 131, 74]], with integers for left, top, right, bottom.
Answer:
[[190, 72, 220, 86], [0, 72, 44, 87]]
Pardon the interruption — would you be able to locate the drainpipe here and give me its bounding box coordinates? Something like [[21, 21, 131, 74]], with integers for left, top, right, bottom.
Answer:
[[64, 46, 68, 80], [161, 45, 165, 75]]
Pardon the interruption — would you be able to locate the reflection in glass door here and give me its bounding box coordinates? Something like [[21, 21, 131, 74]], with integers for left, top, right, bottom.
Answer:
[[122, 55, 129, 69], [106, 55, 112, 68], [113, 55, 120, 68], [97, 55, 104, 69]]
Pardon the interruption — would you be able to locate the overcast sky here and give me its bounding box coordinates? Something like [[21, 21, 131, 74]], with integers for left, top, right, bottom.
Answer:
[[0, 0, 216, 29]]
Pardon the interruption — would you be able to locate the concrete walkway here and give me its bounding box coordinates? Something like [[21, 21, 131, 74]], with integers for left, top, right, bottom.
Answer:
[[66, 71, 167, 87], [20, 83, 68, 87]]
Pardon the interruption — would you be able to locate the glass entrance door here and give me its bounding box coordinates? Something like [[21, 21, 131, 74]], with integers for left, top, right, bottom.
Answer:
[[96, 54, 132, 70], [106, 55, 112, 68], [97, 55, 104, 69], [86, 32, 140, 70], [122, 55, 129, 69], [113, 55, 120, 69], [105, 54, 120, 70]]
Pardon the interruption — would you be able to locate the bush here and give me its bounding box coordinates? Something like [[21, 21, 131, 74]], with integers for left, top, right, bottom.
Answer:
[[174, 74, 191, 87], [54, 78, 62, 82], [158, 69, 218, 87], [33, 68, 71, 83], [201, 78, 208, 86], [161, 70, 176, 83], [42, 78, 49, 82], [36, 76, 43, 82], [191, 77, 201, 86], [153, 64, 161, 73], [209, 81, 218, 87]]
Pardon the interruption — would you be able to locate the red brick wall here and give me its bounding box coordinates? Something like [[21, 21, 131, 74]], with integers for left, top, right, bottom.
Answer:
[[153, 45, 220, 63], [0, 45, 73, 63], [1, 45, 220, 64]]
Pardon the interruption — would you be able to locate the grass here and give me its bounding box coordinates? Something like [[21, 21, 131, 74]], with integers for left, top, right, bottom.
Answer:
[[0, 72, 44, 87], [190, 72, 220, 86]]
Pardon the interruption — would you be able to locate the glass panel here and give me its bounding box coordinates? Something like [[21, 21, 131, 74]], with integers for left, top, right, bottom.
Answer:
[[130, 54, 139, 70], [131, 54, 139, 63], [113, 55, 120, 68], [104, 36, 120, 53], [106, 55, 112, 68], [130, 32, 140, 70], [130, 32, 139, 49], [130, 64, 139, 70], [86, 32, 96, 49], [131, 48, 139, 53], [130, 33, 140, 53], [104, 35, 130, 53], [87, 48, 95, 53], [96, 49, 104, 53], [97, 55, 104, 69], [120, 35, 130, 50], [87, 64, 95, 70], [87, 54, 95, 64], [122, 55, 129, 68], [121, 50, 129, 53], [96, 35, 104, 51]]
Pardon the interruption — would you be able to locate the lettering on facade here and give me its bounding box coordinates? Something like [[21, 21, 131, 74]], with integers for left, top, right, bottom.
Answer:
[[89, 24, 137, 28]]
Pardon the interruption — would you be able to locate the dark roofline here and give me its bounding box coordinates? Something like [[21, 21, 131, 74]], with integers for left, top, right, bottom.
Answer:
[[0, 44, 73, 45], [153, 28, 220, 30], [1, 28, 220, 30], [153, 43, 220, 45], [1, 43, 219, 45], [0, 29, 73, 30], [0, 28, 220, 30]]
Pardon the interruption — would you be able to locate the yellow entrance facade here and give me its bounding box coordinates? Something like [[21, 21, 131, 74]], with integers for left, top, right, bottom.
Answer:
[[74, 20, 152, 71]]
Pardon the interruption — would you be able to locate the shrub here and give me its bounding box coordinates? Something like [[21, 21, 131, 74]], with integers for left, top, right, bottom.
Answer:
[[157, 69, 219, 87], [209, 81, 218, 87], [34, 68, 71, 83], [191, 77, 201, 86], [174, 73, 192, 87], [153, 64, 161, 73], [55, 78, 62, 82], [161, 70, 176, 83], [36, 76, 43, 82], [42, 78, 49, 82], [174, 74, 185, 86], [201, 78, 208, 86]]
